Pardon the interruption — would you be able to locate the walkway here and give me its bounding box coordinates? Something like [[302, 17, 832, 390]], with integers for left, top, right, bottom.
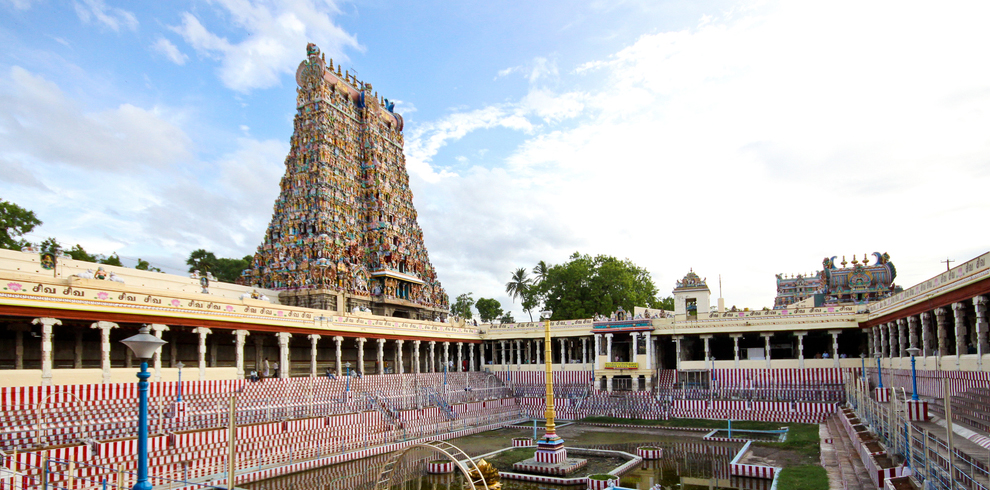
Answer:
[[822, 414, 875, 490]]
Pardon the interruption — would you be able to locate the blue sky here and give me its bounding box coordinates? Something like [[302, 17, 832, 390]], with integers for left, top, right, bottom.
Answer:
[[2, 0, 990, 319]]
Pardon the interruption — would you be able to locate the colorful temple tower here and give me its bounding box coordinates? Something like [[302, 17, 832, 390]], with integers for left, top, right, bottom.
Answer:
[[246, 44, 448, 319]]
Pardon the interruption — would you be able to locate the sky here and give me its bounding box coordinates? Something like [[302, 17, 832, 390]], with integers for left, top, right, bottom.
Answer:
[[1, 0, 989, 320]]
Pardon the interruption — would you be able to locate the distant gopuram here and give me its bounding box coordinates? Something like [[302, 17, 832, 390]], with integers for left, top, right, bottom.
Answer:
[[246, 43, 448, 319]]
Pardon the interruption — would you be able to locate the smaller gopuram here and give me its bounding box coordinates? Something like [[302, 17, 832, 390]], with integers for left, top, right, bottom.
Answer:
[[820, 252, 900, 305], [246, 44, 448, 320]]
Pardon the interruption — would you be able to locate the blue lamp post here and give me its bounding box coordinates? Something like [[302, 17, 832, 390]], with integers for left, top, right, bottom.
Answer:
[[874, 352, 884, 389], [907, 347, 921, 401], [121, 326, 167, 490], [860, 353, 866, 382], [344, 362, 351, 392], [175, 361, 184, 403]]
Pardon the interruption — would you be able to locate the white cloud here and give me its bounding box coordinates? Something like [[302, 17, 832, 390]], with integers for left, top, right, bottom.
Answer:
[[0, 67, 191, 172], [3, 0, 41, 10], [152, 37, 188, 65], [407, 0, 990, 318], [171, 0, 361, 92], [73, 0, 138, 32]]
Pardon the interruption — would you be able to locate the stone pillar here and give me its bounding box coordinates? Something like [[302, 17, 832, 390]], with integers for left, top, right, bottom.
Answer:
[[701, 334, 712, 369], [469, 342, 475, 371], [396, 339, 405, 374], [871, 326, 879, 356], [794, 331, 806, 368], [730, 333, 742, 368], [73, 329, 83, 369], [582, 337, 588, 364], [867, 327, 875, 359], [762, 332, 772, 368], [150, 324, 170, 382], [515, 339, 522, 366], [12, 325, 25, 370], [605, 333, 613, 362], [193, 327, 212, 380], [309, 334, 321, 378], [908, 316, 919, 352], [457, 342, 463, 372], [606, 375, 613, 392], [356, 338, 367, 375], [413, 340, 421, 374], [935, 307, 949, 356], [499, 340, 506, 365], [593, 334, 601, 370], [253, 334, 263, 373], [376, 338, 386, 374], [829, 330, 841, 368], [33, 318, 60, 386], [535, 340, 542, 364], [276, 331, 291, 378], [975, 296, 989, 357], [429, 341, 436, 372], [333, 335, 343, 376], [559, 338, 567, 365], [887, 322, 901, 359], [880, 323, 889, 357], [673, 336, 683, 370], [443, 342, 450, 372], [479, 341, 485, 368], [644, 332, 653, 370], [234, 329, 249, 380], [90, 322, 118, 383], [897, 318, 907, 358], [631, 332, 639, 363], [921, 312, 932, 357], [953, 302, 968, 367]]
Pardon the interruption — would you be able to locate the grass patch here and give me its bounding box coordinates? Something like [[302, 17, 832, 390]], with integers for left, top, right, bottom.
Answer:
[[776, 464, 828, 490], [579, 416, 821, 460], [481, 447, 535, 468]]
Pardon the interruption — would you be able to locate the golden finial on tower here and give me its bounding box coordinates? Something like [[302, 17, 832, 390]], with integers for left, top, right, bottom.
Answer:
[[851, 254, 859, 265], [841, 255, 847, 267]]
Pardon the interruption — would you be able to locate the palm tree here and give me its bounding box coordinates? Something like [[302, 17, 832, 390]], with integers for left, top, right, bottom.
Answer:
[[533, 260, 549, 285], [505, 267, 531, 304]]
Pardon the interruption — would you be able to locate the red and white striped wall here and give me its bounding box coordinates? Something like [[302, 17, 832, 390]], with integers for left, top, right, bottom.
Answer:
[[905, 400, 929, 421], [426, 461, 453, 474], [875, 388, 890, 402], [512, 437, 534, 447], [587, 475, 619, 490], [637, 447, 663, 460]]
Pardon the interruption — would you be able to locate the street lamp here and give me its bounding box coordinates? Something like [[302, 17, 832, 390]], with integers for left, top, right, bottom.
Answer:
[[859, 353, 866, 382], [120, 326, 167, 490], [874, 352, 884, 389], [907, 347, 921, 401], [176, 361, 184, 403], [344, 362, 351, 392]]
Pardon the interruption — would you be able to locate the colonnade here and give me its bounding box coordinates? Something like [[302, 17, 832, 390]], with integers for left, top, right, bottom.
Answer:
[[479, 336, 593, 367], [869, 295, 988, 368], [3, 316, 479, 385]]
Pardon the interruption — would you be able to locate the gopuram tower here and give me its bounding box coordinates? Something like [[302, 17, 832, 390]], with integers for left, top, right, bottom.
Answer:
[[246, 44, 448, 320]]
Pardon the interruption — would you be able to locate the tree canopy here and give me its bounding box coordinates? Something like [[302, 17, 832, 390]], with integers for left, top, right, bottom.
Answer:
[[0, 199, 42, 250], [451, 292, 475, 319], [530, 252, 664, 320], [475, 297, 503, 323], [185, 249, 251, 283]]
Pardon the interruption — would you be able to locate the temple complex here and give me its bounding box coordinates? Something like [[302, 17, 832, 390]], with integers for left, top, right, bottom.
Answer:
[[246, 44, 447, 320]]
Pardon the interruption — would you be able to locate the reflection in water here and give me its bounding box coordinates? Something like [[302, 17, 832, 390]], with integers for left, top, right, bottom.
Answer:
[[242, 442, 768, 490]]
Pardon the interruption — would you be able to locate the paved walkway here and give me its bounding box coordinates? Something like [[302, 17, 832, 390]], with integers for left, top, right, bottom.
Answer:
[[822, 414, 875, 490]]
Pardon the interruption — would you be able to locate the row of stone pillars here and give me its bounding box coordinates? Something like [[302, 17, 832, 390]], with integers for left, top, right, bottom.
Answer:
[[672, 330, 843, 369], [869, 296, 988, 368]]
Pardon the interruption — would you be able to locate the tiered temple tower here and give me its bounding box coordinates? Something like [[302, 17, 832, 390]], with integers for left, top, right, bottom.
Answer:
[[246, 44, 448, 319]]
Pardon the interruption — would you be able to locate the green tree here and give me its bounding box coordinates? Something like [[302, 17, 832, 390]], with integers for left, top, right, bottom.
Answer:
[[135, 258, 163, 273], [0, 199, 42, 250], [535, 252, 661, 320], [39, 237, 62, 255], [498, 312, 515, 324], [533, 260, 549, 285], [505, 267, 531, 304], [98, 253, 123, 267], [475, 297, 504, 323], [656, 295, 675, 311], [65, 244, 98, 262], [451, 292, 475, 319], [186, 249, 219, 274], [214, 255, 253, 283]]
